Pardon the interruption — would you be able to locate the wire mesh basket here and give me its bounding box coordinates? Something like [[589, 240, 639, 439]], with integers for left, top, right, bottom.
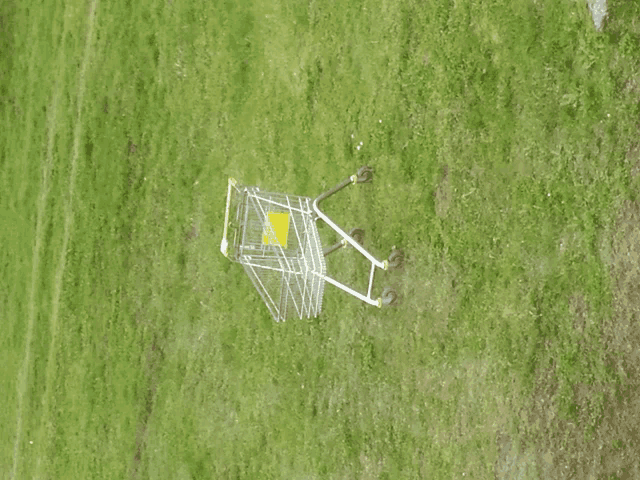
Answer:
[[221, 167, 403, 322]]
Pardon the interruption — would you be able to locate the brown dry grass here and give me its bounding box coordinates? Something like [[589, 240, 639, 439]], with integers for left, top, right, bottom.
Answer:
[[508, 198, 640, 480], [494, 141, 640, 478]]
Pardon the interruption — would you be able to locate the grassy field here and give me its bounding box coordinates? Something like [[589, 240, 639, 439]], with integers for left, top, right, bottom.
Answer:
[[2, 0, 640, 478]]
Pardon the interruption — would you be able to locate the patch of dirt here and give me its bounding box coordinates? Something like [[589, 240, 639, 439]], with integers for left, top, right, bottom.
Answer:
[[401, 249, 458, 336], [495, 433, 537, 480], [501, 199, 640, 479], [359, 452, 385, 480], [511, 364, 624, 479], [624, 76, 640, 96], [185, 219, 200, 241], [568, 293, 588, 335], [434, 165, 451, 218], [627, 143, 640, 178], [130, 335, 164, 479], [606, 199, 640, 363], [127, 139, 138, 155]]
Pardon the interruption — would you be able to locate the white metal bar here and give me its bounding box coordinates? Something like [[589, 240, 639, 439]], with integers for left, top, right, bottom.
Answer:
[[279, 261, 302, 320], [366, 262, 376, 298], [220, 178, 237, 256], [242, 193, 252, 255], [245, 263, 279, 319], [307, 202, 326, 316], [240, 258, 303, 276], [253, 194, 310, 214], [279, 271, 289, 321], [287, 196, 305, 253], [315, 271, 379, 307], [312, 199, 386, 269], [274, 240, 307, 318], [298, 197, 311, 317]]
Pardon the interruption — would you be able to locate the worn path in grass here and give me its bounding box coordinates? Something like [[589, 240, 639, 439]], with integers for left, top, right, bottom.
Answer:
[[3, 0, 640, 478], [31, 1, 99, 477], [10, 13, 62, 480]]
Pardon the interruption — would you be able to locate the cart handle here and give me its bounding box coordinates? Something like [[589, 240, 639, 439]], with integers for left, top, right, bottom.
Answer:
[[312, 167, 387, 270], [220, 177, 237, 257], [313, 165, 372, 208], [313, 176, 354, 210]]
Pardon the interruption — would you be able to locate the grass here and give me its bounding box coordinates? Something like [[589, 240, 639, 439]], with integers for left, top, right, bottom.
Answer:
[[2, 0, 640, 478]]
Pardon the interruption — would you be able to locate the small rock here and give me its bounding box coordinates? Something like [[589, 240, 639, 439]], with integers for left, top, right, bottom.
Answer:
[[587, 0, 607, 31]]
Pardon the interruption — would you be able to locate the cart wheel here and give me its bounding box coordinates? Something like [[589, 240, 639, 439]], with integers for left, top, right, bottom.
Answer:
[[356, 165, 373, 184], [387, 249, 404, 270], [348, 227, 365, 245], [381, 287, 398, 307]]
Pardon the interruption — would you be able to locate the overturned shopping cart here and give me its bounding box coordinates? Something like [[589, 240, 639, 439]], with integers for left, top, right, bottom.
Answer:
[[220, 166, 404, 322]]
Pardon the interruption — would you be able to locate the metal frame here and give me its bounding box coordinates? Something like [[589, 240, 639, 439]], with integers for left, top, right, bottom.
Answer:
[[220, 166, 392, 321], [311, 174, 388, 308]]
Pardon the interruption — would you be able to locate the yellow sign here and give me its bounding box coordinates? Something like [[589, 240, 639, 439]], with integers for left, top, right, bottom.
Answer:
[[263, 212, 289, 248]]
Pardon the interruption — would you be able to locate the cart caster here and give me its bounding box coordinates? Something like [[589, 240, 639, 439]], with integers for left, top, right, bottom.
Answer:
[[380, 287, 399, 307], [356, 165, 373, 184], [387, 248, 404, 270], [348, 227, 364, 245]]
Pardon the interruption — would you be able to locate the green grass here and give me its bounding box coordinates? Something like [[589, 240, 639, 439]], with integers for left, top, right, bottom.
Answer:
[[2, 0, 640, 478]]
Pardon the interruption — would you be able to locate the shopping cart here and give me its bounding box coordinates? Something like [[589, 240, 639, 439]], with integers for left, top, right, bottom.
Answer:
[[220, 166, 404, 322]]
